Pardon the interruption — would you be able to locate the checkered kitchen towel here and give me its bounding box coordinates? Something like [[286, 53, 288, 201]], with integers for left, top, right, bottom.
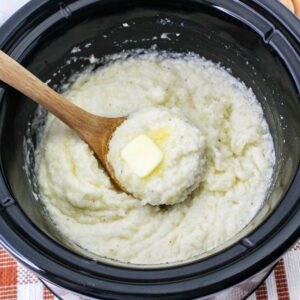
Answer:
[[0, 247, 55, 300], [1, 0, 300, 299], [1, 242, 300, 300]]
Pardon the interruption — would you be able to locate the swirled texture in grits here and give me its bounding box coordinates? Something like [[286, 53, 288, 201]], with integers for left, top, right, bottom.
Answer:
[[36, 53, 274, 264]]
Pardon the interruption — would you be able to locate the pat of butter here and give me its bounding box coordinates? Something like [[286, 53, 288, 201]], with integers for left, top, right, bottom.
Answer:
[[121, 135, 163, 178]]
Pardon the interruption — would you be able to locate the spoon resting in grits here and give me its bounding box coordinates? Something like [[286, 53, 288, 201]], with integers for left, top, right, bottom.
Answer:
[[0, 50, 126, 191]]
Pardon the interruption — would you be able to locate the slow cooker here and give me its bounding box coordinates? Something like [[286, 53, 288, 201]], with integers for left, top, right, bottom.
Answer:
[[0, 0, 300, 299]]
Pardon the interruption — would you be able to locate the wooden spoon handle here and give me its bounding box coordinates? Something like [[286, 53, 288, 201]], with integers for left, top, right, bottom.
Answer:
[[0, 50, 95, 134], [281, 0, 295, 12], [292, 0, 300, 17]]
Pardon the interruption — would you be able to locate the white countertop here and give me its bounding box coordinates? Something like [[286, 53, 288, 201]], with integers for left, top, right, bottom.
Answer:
[[0, 0, 29, 26]]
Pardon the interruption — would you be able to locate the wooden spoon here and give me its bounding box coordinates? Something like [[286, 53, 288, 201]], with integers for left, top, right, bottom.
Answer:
[[292, 0, 300, 17], [281, 0, 295, 12], [0, 50, 126, 190]]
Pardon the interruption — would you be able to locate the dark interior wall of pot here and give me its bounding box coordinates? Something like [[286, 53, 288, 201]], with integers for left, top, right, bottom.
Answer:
[[0, 0, 300, 258]]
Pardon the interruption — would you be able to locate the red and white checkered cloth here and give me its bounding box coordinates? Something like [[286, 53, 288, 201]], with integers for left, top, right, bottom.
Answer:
[[1, 242, 300, 299], [0, 247, 55, 300]]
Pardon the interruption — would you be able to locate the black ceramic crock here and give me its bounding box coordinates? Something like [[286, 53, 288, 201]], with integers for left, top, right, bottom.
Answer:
[[0, 0, 300, 299]]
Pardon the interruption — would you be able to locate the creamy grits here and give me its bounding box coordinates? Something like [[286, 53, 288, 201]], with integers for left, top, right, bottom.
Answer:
[[36, 52, 274, 264], [108, 107, 206, 206]]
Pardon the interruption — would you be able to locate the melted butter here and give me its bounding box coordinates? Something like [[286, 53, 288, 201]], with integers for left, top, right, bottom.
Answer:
[[147, 128, 171, 146]]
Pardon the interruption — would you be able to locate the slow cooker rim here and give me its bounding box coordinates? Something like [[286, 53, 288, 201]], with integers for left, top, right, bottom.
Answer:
[[0, 0, 300, 298], [242, 0, 300, 44]]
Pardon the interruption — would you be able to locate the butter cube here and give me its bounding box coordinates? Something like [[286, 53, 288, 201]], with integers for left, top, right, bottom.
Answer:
[[121, 135, 163, 178]]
